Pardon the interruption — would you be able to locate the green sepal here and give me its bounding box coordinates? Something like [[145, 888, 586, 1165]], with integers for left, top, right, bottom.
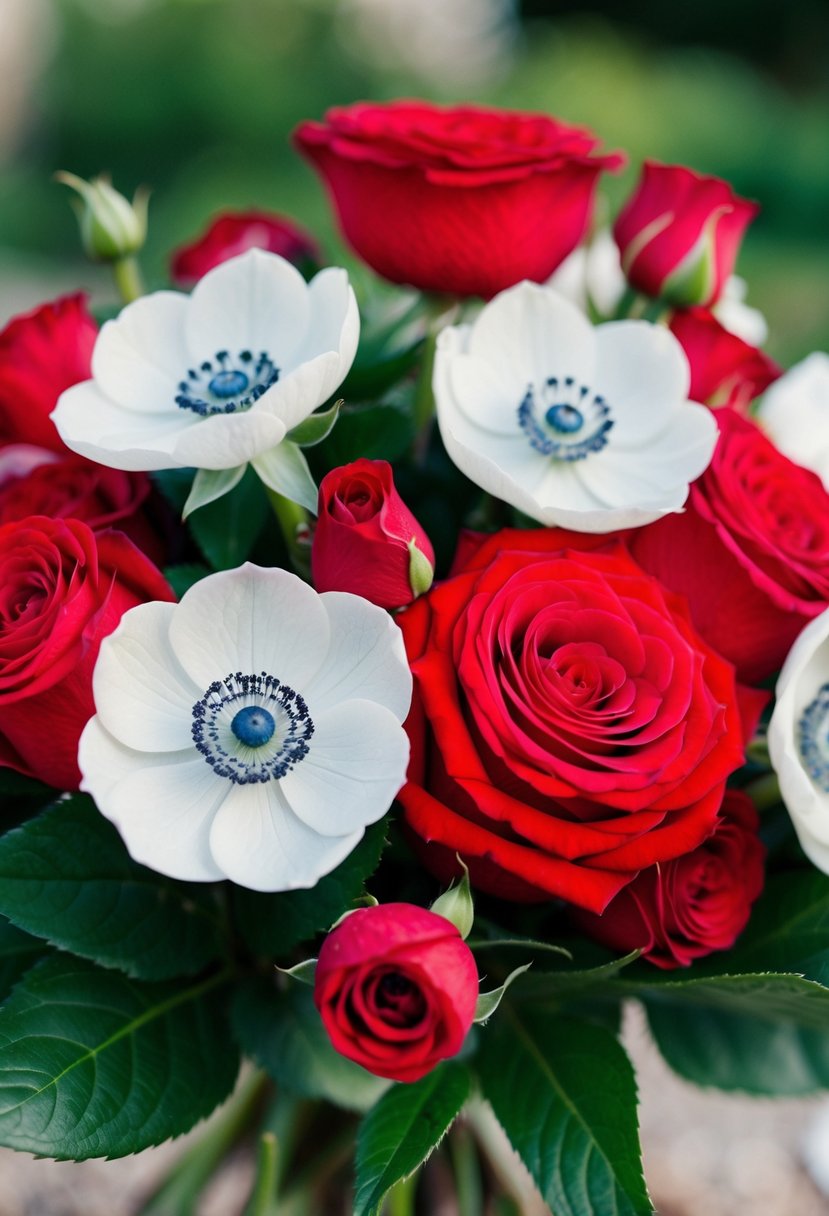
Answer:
[[407, 538, 434, 598], [182, 465, 247, 518], [287, 399, 342, 447], [276, 958, 317, 985], [473, 963, 532, 1024], [430, 858, 473, 939]]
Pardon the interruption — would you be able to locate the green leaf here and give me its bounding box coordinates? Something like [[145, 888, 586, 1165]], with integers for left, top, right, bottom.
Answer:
[[188, 465, 269, 569], [320, 403, 415, 466], [0, 956, 238, 1159], [0, 795, 226, 980], [479, 1009, 652, 1216], [0, 921, 45, 1004], [0, 769, 54, 800], [183, 465, 247, 518], [637, 972, 829, 1095], [353, 1063, 470, 1216], [232, 979, 388, 1113], [233, 820, 387, 956], [287, 399, 341, 447], [163, 561, 211, 598], [512, 950, 641, 998]]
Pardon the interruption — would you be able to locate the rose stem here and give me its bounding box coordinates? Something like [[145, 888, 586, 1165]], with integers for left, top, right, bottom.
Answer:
[[112, 254, 145, 304], [243, 1132, 280, 1216], [386, 1172, 418, 1216], [138, 1067, 270, 1215], [265, 488, 312, 580], [449, 1120, 485, 1215]]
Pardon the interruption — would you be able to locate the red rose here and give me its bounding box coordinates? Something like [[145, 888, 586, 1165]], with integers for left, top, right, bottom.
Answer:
[[0, 449, 163, 562], [0, 516, 173, 790], [0, 295, 97, 452], [312, 459, 435, 609], [628, 409, 829, 684], [314, 902, 478, 1083], [613, 161, 758, 307], [397, 530, 746, 914], [170, 210, 321, 287], [669, 306, 780, 412], [294, 101, 623, 298], [575, 790, 765, 968]]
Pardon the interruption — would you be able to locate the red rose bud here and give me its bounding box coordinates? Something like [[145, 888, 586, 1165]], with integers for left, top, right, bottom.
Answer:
[[170, 210, 321, 287], [294, 100, 623, 299], [312, 459, 435, 609], [629, 409, 829, 683], [575, 790, 765, 968], [669, 306, 780, 412], [613, 161, 758, 308], [314, 902, 479, 1083], [0, 516, 173, 790], [0, 295, 97, 453]]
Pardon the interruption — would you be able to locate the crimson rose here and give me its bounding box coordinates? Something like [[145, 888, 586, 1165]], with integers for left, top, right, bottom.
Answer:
[[397, 530, 746, 914], [0, 516, 173, 790], [576, 790, 765, 968], [629, 409, 829, 683], [170, 209, 320, 286], [669, 307, 780, 412], [312, 459, 434, 609], [0, 295, 97, 452], [314, 902, 478, 1083], [613, 161, 758, 307], [294, 101, 623, 298]]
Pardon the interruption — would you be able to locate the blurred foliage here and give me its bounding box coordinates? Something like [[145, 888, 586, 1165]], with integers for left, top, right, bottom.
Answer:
[[0, 0, 827, 363]]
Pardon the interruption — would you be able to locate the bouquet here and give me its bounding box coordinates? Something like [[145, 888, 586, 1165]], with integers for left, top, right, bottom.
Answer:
[[0, 99, 828, 1215]]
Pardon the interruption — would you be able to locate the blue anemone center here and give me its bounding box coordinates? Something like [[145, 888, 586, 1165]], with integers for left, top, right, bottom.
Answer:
[[518, 376, 613, 461], [209, 369, 250, 399], [231, 705, 276, 748], [798, 682, 829, 791], [545, 403, 584, 433]]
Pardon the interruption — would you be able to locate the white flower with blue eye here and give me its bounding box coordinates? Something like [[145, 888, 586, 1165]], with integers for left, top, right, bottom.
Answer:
[[50, 249, 359, 512], [433, 280, 718, 533], [78, 565, 411, 892], [769, 608, 829, 877]]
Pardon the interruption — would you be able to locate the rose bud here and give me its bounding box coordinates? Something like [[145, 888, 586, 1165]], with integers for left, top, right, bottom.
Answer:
[[295, 100, 623, 299], [56, 172, 148, 262], [0, 295, 97, 453], [314, 902, 479, 1082], [312, 459, 434, 609], [170, 210, 321, 287], [669, 306, 780, 413], [575, 791, 765, 968], [0, 516, 173, 790], [613, 161, 758, 307]]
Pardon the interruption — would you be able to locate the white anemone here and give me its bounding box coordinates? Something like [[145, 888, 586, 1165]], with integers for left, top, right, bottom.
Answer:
[[768, 608, 829, 876], [78, 565, 411, 892], [434, 280, 718, 533], [51, 249, 359, 510], [758, 353, 829, 491]]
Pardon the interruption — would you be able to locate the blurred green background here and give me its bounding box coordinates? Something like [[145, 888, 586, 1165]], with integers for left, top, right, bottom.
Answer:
[[1, 0, 827, 365]]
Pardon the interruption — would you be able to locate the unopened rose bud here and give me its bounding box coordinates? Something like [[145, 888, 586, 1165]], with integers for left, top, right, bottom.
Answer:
[[312, 459, 435, 610], [613, 161, 758, 308], [56, 172, 149, 263], [170, 210, 321, 287]]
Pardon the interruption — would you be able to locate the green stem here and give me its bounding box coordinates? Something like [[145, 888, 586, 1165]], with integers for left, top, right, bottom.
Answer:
[[112, 255, 145, 304], [244, 1132, 280, 1216], [139, 1068, 269, 1216], [265, 489, 312, 579], [386, 1172, 417, 1216], [612, 285, 641, 320], [411, 298, 460, 464], [450, 1122, 484, 1216]]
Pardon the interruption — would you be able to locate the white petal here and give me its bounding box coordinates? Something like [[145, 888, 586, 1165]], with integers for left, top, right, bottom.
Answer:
[[208, 779, 362, 891], [280, 699, 408, 836], [170, 407, 286, 470], [252, 440, 318, 511], [288, 267, 360, 385], [185, 249, 311, 369], [448, 352, 522, 436], [79, 721, 226, 882], [92, 291, 189, 413], [254, 352, 342, 433], [306, 592, 412, 721], [92, 601, 199, 752], [594, 321, 690, 447], [168, 564, 330, 693], [467, 281, 596, 397], [759, 353, 829, 490], [52, 381, 196, 471]]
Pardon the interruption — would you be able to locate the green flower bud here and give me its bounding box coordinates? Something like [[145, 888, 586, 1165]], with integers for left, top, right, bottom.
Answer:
[[56, 171, 149, 262], [407, 536, 435, 599]]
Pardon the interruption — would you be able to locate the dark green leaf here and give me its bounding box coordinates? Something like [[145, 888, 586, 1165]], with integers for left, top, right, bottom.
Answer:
[[0, 956, 239, 1159], [479, 1009, 652, 1216], [319, 403, 415, 467], [0, 921, 45, 1004], [163, 561, 211, 598], [0, 770, 54, 800], [512, 950, 641, 1000], [233, 820, 387, 956], [639, 971, 829, 1095], [232, 979, 388, 1113], [0, 795, 226, 980], [152, 467, 194, 514], [188, 465, 269, 569], [354, 1063, 470, 1216]]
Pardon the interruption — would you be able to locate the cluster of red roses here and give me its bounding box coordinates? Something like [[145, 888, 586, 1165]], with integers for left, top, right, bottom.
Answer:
[[0, 99, 824, 1088]]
